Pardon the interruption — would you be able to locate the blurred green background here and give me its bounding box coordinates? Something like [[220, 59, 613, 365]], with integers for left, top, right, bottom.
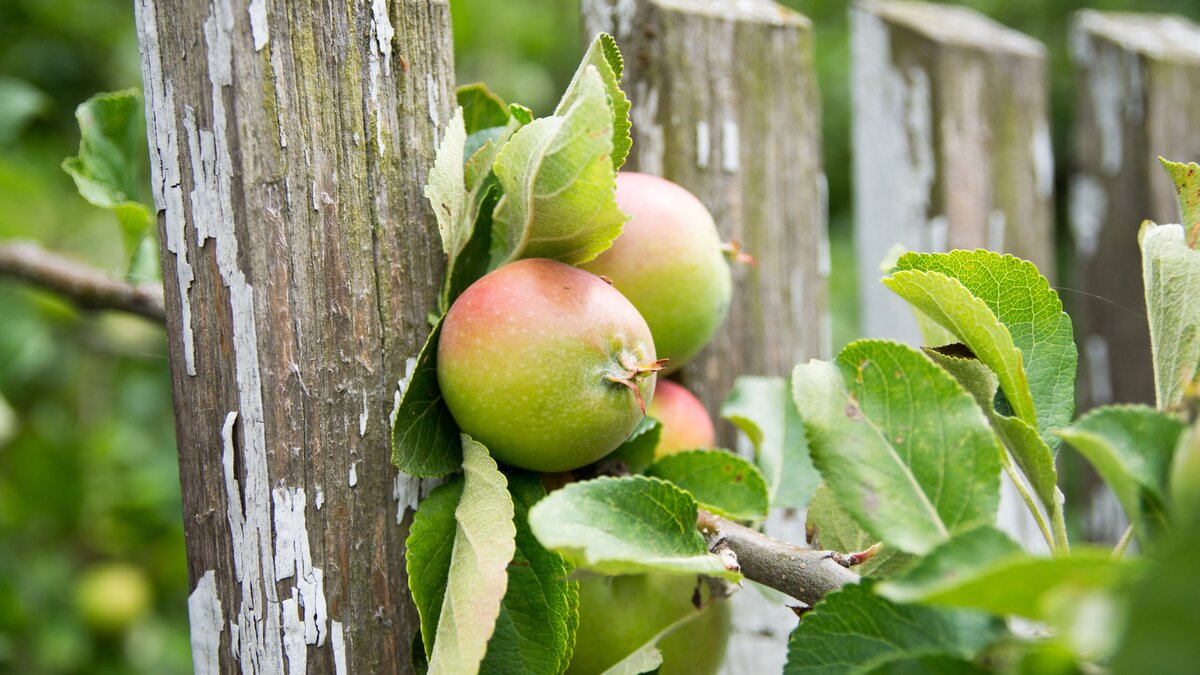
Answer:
[[1, 0, 1198, 671]]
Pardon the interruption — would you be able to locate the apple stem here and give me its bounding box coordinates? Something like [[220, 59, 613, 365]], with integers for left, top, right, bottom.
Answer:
[[605, 354, 669, 415], [721, 239, 757, 266]]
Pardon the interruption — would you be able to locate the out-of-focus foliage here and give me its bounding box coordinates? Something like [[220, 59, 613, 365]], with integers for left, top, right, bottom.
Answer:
[[3, 0, 1200, 672]]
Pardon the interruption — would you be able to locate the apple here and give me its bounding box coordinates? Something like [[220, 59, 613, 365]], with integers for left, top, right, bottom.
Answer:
[[438, 258, 661, 472], [647, 379, 716, 458], [74, 562, 153, 633], [566, 571, 731, 675], [580, 172, 732, 373]]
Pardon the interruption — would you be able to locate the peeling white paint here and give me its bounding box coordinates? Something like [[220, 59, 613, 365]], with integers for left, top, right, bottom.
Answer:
[[390, 356, 419, 430], [314, 485, 324, 511], [358, 390, 369, 437], [331, 620, 347, 675], [249, 0, 269, 51], [281, 591, 306, 675], [853, 6, 934, 343], [721, 120, 740, 173], [348, 462, 358, 487], [1070, 175, 1107, 259], [1085, 334, 1114, 405], [427, 72, 441, 147], [371, 0, 394, 70], [366, 4, 392, 158], [695, 121, 710, 168], [1084, 33, 1129, 177], [271, 45, 287, 148], [136, 0, 195, 377], [188, 571, 223, 675], [987, 210, 1006, 252], [1032, 119, 1054, 199], [273, 487, 329, 649], [632, 81, 663, 176]]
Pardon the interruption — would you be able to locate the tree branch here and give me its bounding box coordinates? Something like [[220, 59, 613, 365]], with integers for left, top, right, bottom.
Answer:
[[697, 509, 859, 607], [0, 240, 165, 322]]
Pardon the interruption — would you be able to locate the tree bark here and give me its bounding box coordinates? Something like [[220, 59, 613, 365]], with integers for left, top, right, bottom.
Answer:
[[582, 1, 828, 672], [135, 0, 453, 672], [852, 0, 1055, 344]]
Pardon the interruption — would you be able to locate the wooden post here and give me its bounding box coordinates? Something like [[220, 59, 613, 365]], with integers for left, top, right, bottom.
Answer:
[[852, 0, 1054, 343], [1070, 11, 1200, 413], [583, 1, 826, 671], [135, 0, 452, 671]]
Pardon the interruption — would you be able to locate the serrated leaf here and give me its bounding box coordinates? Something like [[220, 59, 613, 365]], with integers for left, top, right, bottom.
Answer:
[[792, 340, 1001, 555], [528, 476, 739, 580], [603, 417, 661, 474], [721, 376, 819, 510], [457, 83, 510, 134], [1140, 221, 1200, 409], [493, 66, 627, 265], [445, 185, 498, 309], [1159, 157, 1200, 249], [61, 89, 154, 272], [887, 250, 1077, 454], [1056, 405, 1186, 546], [407, 478, 465, 660], [556, 33, 631, 171], [863, 654, 989, 675], [391, 319, 463, 477], [783, 582, 1006, 675], [428, 437, 517, 675], [426, 107, 469, 259], [877, 539, 1138, 621], [924, 347, 1058, 512], [646, 449, 769, 521], [481, 473, 578, 674], [805, 484, 913, 578]]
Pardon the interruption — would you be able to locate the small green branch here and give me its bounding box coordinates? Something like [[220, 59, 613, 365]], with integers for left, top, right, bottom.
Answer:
[[999, 451, 1057, 552], [1113, 524, 1135, 557]]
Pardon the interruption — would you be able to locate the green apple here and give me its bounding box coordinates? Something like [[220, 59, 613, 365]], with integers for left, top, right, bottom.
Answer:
[[580, 172, 732, 373], [74, 562, 153, 633], [567, 571, 731, 675], [438, 258, 660, 472], [647, 379, 716, 458]]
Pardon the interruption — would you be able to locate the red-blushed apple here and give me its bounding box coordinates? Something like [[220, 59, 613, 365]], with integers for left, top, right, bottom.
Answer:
[[580, 172, 732, 373], [647, 379, 717, 458], [438, 258, 662, 472], [566, 571, 731, 675]]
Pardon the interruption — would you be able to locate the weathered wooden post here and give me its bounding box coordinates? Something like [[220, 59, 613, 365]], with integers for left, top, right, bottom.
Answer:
[[853, 0, 1055, 343], [852, 1, 1055, 555], [583, 0, 827, 671], [1070, 11, 1200, 412], [135, 0, 452, 671]]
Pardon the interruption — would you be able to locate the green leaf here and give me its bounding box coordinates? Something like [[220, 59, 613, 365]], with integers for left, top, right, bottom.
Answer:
[[444, 185, 498, 309], [1159, 157, 1200, 249], [457, 83, 510, 134], [61, 89, 154, 270], [721, 376, 819, 509], [877, 539, 1139, 621], [390, 319, 463, 477], [805, 484, 913, 578], [862, 654, 989, 675], [426, 107, 470, 260], [924, 346, 1058, 512], [528, 476, 740, 580], [1056, 405, 1186, 546], [492, 66, 627, 265], [601, 646, 662, 675], [1140, 221, 1200, 409], [887, 250, 1077, 454], [1112, 508, 1200, 674], [0, 76, 50, 144], [792, 341, 1001, 555], [407, 478, 465, 660], [556, 33, 631, 171], [603, 417, 661, 474], [427, 437, 517, 675], [783, 582, 1006, 675], [481, 473, 579, 674], [646, 449, 769, 521]]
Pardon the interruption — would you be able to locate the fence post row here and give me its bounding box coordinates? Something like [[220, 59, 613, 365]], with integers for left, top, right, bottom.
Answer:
[[135, 0, 452, 671], [582, 0, 828, 671], [1070, 10, 1200, 412], [852, 0, 1055, 344]]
